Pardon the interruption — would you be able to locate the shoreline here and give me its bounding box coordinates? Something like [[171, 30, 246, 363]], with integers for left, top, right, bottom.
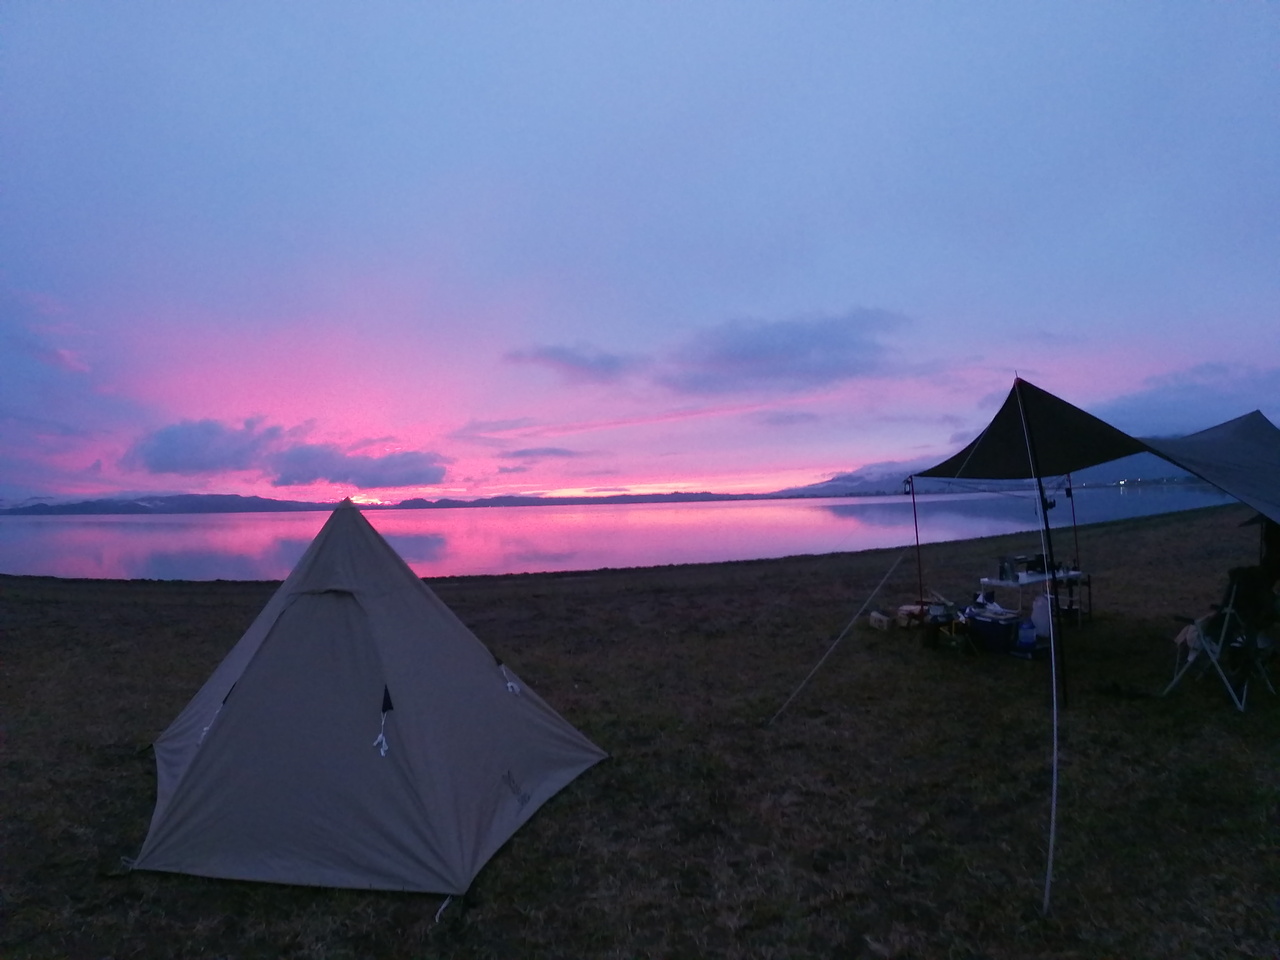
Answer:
[[0, 477, 1211, 517], [0, 499, 1254, 590], [0, 485, 1241, 583]]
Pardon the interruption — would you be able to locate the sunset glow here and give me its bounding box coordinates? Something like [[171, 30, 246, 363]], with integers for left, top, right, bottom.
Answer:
[[2, 5, 1277, 508]]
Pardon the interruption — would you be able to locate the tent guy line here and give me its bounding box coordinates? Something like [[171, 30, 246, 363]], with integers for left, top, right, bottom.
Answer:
[[766, 550, 906, 728]]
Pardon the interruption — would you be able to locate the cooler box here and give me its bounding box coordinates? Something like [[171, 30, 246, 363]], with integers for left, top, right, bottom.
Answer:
[[896, 604, 927, 627], [967, 612, 1020, 652]]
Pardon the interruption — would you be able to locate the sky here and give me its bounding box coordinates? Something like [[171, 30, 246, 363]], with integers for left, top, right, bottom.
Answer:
[[3, 3, 1278, 506]]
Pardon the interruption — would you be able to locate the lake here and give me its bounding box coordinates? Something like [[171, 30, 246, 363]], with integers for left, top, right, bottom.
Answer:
[[0, 484, 1239, 581]]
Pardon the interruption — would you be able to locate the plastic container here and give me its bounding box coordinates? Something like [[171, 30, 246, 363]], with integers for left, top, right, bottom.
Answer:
[[1032, 594, 1052, 638], [1012, 619, 1038, 658]]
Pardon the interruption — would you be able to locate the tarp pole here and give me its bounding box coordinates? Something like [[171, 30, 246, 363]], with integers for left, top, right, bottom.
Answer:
[[1013, 379, 1062, 917], [909, 476, 925, 604], [1032, 473, 1068, 705], [1067, 473, 1081, 568], [1012, 383, 1068, 705]]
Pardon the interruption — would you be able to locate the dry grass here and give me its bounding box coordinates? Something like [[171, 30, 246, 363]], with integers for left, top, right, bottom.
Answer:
[[1, 503, 1277, 959]]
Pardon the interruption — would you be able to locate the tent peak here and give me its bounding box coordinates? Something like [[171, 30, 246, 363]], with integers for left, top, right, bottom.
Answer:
[[915, 379, 1146, 480]]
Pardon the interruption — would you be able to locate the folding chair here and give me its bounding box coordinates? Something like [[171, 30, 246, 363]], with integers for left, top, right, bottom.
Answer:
[[1164, 571, 1277, 711], [1224, 565, 1279, 704]]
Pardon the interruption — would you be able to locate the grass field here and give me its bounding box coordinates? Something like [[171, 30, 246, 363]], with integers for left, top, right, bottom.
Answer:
[[2, 503, 1278, 958]]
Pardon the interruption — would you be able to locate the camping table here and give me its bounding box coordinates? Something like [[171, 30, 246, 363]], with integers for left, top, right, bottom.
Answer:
[[978, 570, 1092, 625]]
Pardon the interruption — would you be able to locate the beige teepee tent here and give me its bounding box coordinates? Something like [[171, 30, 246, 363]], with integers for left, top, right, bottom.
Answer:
[[133, 499, 606, 894]]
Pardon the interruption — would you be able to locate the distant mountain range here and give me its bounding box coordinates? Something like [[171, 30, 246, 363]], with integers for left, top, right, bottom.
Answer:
[[772, 451, 1191, 498], [0, 452, 1193, 516], [0, 490, 790, 515], [0, 494, 335, 516]]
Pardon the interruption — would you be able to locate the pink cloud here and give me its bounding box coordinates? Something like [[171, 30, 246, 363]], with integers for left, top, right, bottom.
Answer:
[[47, 347, 91, 373]]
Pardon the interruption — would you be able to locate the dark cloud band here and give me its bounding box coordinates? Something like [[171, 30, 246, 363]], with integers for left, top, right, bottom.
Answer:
[[509, 309, 905, 398], [125, 419, 447, 489]]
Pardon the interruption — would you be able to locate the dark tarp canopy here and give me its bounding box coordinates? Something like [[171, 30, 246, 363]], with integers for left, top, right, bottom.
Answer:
[[914, 379, 1280, 526], [1144, 410, 1280, 526], [915, 377, 1148, 481]]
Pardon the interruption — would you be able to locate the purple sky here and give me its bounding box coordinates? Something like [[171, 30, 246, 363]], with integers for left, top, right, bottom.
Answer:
[[3, 4, 1278, 505]]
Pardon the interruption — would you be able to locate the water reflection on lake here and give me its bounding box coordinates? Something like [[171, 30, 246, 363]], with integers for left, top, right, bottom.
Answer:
[[0, 485, 1237, 581]]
